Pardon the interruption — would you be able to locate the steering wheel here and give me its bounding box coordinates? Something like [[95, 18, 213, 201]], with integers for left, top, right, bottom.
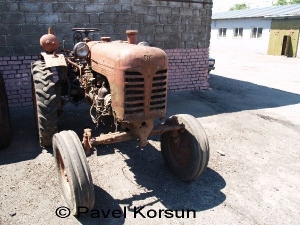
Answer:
[[73, 32, 83, 44], [72, 28, 101, 38]]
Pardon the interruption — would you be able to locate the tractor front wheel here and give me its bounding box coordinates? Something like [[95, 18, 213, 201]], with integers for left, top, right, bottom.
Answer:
[[53, 130, 95, 216], [161, 114, 210, 181]]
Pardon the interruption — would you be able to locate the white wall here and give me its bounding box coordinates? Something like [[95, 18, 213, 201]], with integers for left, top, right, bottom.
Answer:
[[210, 18, 272, 55]]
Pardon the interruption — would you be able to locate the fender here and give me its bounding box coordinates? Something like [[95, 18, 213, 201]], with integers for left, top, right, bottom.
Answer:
[[41, 52, 67, 68]]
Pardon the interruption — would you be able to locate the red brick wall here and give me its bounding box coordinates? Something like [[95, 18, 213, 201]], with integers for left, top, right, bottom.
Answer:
[[0, 55, 39, 108], [0, 48, 210, 108], [165, 48, 211, 91]]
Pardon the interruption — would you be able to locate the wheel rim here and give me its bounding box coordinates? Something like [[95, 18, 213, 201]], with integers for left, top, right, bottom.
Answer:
[[168, 131, 191, 167], [56, 150, 72, 200]]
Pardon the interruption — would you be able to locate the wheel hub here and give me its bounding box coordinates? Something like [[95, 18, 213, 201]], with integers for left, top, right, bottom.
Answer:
[[169, 131, 190, 167]]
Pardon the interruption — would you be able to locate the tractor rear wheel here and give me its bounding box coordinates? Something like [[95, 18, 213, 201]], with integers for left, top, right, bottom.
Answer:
[[0, 72, 12, 148], [31, 60, 57, 147], [53, 130, 95, 216], [161, 114, 210, 181]]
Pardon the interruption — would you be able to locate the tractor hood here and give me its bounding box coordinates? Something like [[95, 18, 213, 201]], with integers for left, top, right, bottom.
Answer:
[[87, 41, 169, 122], [87, 41, 168, 76]]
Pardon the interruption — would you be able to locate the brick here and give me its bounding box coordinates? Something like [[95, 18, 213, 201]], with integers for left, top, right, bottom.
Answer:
[[8, 61, 21, 65], [100, 14, 117, 23], [103, 4, 121, 13], [9, 102, 21, 107], [85, 3, 105, 12], [171, 8, 180, 15], [117, 14, 135, 23], [167, 15, 181, 25], [19, 3, 53, 13], [23, 93, 32, 98], [38, 14, 59, 24], [19, 70, 29, 74], [157, 6, 171, 15], [133, 6, 148, 14], [2, 13, 25, 24], [121, 5, 132, 13], [0, 26, 9, 36], [0, 2, 7, 13], [53, 3, 75, 13], [90, 14, 100, 24], [0, 36, 6, 46], [154, 34, 170, 42], [22, 102, 32, 106], [144, 15, 159, 24], [159, 15, 168, 24], [138, 25, 155, 35], [74, 3, 85, 13], [180, 7, 193, 16], [25, 14, 38, 24], [58, 14, 70, 23], [6, 86, 19, 91], [148, 6, 156, 14]]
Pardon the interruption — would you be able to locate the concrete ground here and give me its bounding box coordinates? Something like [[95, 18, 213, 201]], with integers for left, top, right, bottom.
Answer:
[[0, 51, 300, 225]]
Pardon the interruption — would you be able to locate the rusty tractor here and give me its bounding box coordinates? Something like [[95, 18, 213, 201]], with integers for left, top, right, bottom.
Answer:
[[0, 72, 12, 149], [31, 27, 210, 215]]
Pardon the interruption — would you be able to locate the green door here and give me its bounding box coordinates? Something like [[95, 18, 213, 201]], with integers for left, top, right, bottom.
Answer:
[[268, 19, 300, 57]]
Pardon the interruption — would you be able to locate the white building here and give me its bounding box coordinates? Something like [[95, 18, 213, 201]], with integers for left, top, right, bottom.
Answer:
[[210, 4, 300, 57]]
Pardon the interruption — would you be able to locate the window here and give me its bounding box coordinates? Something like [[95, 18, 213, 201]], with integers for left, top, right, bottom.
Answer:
[[233, 27, 243, 38], [251, 27, 263, 38], [218, 28, 227, 37]]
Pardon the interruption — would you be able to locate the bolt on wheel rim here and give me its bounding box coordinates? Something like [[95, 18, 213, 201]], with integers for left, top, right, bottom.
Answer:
[[57, 151, 72, 200]]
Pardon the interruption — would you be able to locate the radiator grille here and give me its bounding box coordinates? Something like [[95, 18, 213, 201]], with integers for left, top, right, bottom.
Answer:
[[124, 71, 144, 114], [124, 69, 167, 115], [150, 70, 167, 111]]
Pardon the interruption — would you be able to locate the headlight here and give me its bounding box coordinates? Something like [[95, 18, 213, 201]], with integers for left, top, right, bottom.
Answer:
[[73, 42, 89, 58], [209, 60, 215, 66]]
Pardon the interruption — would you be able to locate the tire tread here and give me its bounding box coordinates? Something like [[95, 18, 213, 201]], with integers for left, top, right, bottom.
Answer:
[[31, 60, 57, 146]]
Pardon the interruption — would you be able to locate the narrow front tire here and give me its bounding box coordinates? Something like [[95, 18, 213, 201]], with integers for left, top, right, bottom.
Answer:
[[53, 130, 95, 216], [161, 114, 210, 181]]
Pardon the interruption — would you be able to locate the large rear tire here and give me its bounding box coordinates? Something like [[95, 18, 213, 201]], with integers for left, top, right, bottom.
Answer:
[[161, 114, 209, 181], [53, 130, 95, 216], [0, 72, 12, 148], [31, 60, 57, 147]]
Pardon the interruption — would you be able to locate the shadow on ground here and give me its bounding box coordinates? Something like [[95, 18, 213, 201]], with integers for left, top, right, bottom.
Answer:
[[77, 139, 226, 225], [76, 185, 125, 225], [1, 74, 299, 165], [0, 104, 95, 165], [114, 141, 226, 212], [166, 74, 300, 118]]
